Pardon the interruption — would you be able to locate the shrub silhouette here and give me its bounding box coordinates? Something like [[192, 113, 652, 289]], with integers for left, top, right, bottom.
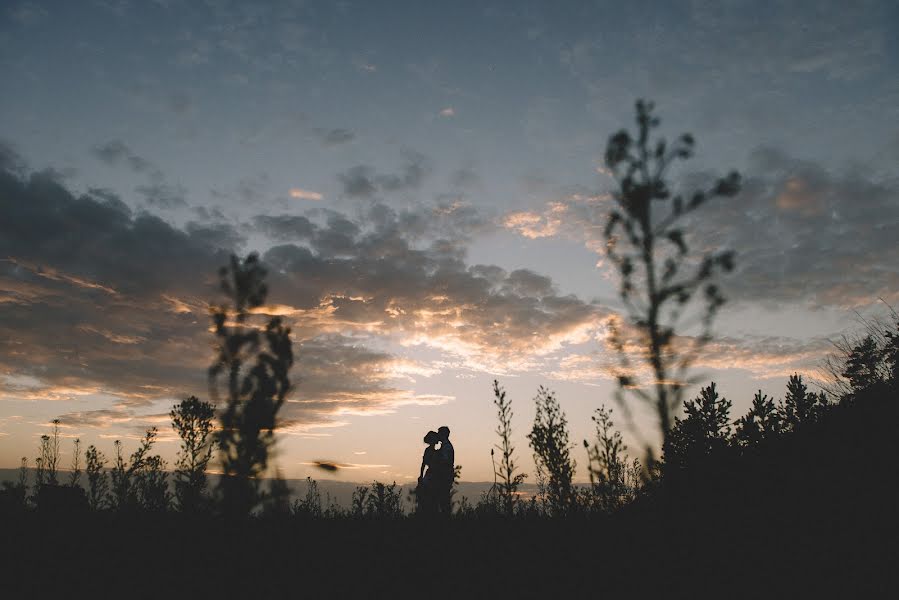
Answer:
[[170, 395, 215, 512], [584, 406, 639, 512], [292, 477, 323, 519], [527, 386, 576, 515], [602, 100, 741, 446], [84, 444, 108, 511], [0, 457, 29, 513], [351, 481, 404, 518], [136, 454, 171, 512], [209, 253, 293, 517], [109, 428, 165, 512]]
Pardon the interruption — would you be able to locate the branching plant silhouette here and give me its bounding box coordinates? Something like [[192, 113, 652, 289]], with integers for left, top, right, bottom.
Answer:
[[527, 386, 576, 516], [68, 438, 82, 488], [603, 100, 741, 451], [109, 428, 166, 512], [584, 406, 638, 512], [209, 253, 293, 517], [36, 419, 61, 487], [170, 395, 215, 512], [84, 444, 108, 511], [491, 380, 527, 517]]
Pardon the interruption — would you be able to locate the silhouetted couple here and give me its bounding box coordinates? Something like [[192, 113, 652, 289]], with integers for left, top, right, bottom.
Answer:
[[417, 426, 454, 515]]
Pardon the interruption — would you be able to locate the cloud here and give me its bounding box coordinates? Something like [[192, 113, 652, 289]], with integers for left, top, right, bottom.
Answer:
[[503, 206, 563, 239], [439, 107, 455, 117], [337, 151, 432, 198], [353, 59, 377, 73], [184, 221, 246, 251], [91, 139, 191, 210], [257, 203, 605, 373], [0, 139, 27, 175], [337, 166, 377, 198], [314, 128, 355, 146], [135, 181, 188, 209], [289, 188, 324, 201], [547, 325, 832, 388], [0, 159, 603, 431], [503, 148, 899, 310], [696, 148, 899, 309], [502, 194, 609, 253], [252, 215, 316, 242], [449, 166, 480, 189], [91, 140, 159, 177]]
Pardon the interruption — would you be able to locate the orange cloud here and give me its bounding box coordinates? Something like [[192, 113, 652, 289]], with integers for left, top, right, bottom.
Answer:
[[289, 187, 323, 201]]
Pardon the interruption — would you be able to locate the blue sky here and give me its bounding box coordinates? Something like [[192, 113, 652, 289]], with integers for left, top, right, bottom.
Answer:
[[1, 0, 898, 482]]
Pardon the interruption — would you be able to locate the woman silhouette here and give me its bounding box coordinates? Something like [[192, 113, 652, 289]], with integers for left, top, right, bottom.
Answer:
[[416, 430, 440, 514]]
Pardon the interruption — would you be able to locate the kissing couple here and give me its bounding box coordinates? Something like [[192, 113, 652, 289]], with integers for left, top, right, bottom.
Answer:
[[416, 426, 454, 515]]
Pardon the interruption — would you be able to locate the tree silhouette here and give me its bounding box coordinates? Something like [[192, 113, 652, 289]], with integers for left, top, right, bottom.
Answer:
[[527, 386, 575, 515], [663, 382, 732, 475], [209, 253, 293, 517], [734, 390, 780, 448], [170, 395, 215, 512], [491, 380, 527, 516], [602, 100, 741, 446], [822, 311, 897, 398], [842, 336, 881, 393], [779, 374, 826, 432]]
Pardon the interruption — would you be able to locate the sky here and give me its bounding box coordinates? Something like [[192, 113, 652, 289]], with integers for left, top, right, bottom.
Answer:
[[1, 0, 898, 484]]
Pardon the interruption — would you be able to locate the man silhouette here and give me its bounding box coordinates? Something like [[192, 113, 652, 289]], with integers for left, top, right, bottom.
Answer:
[[435, 425, 454, 514]]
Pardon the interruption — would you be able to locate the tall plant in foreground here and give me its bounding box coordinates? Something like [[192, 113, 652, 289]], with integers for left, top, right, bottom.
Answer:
[[584, 406, 632, 512], [491, 380, 527, 516], [37, 419, 62, 486], [603, 100, 741, 446], [109, 429, 159, 511], [209, 253, 293, 517], [527, 386, 575, 516], [170, 395, 216, 512], [68, 438, 82, 488], [85, 445, 108, 511]]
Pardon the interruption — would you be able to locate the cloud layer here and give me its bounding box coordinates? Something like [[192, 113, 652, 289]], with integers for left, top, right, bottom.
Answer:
[[503, 149, 899, 309], [0, 155, 605, 434]]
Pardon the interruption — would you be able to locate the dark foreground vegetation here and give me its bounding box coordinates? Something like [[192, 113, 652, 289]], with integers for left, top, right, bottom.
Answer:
[[1, 102, 897, 595], [2, 397, 896, 597]]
